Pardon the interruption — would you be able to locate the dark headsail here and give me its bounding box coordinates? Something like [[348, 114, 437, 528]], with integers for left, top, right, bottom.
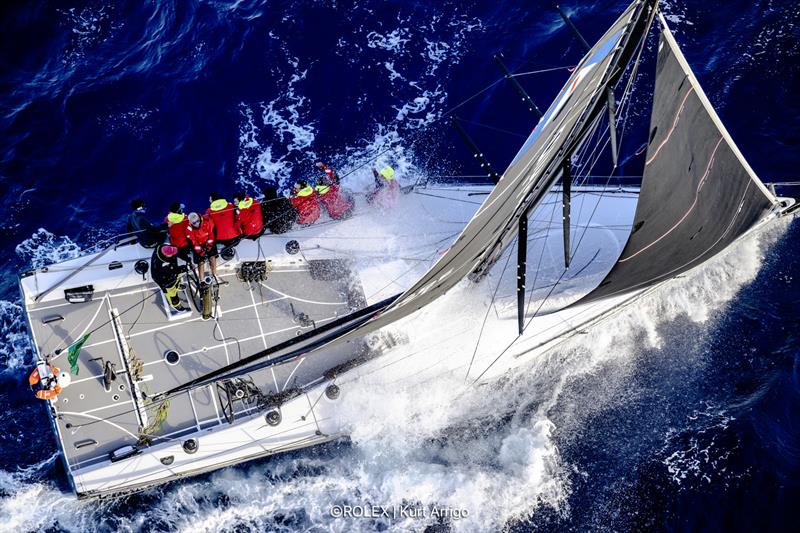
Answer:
[[162, 0, 658, 395], [577, 13, 778, 304]]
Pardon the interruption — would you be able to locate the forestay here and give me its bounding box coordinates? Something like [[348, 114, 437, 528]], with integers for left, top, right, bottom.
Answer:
[[577, 13, 778, 304]]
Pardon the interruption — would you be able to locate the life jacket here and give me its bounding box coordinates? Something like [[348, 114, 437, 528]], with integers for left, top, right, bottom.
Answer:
[[317, 183, 354, 220], [185, 216, 215, 254], [206, 199, 241, 241], [237, 196, 264, 237], [165, 212, 190, 248], [290, 185, 320, 225]]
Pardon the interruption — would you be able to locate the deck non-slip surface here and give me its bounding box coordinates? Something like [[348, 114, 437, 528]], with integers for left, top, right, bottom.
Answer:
[[27, 262, 364, 469]]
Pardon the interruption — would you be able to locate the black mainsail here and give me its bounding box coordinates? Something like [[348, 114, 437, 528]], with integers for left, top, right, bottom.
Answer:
[[577, 13, 778, 304], [163, 0, 659, 396]]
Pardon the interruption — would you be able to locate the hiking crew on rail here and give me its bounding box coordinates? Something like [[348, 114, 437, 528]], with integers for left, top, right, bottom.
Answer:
[[125, 161, 399, 286]]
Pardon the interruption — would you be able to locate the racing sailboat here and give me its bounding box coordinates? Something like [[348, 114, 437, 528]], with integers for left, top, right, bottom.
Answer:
[[18, 0, 797, 498]]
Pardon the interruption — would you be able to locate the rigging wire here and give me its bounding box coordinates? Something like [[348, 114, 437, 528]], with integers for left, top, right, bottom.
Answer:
[[464, 234, 518, 382], [469, 13, 653, 385], [51, 289, 160, 355], [454, 118, 529, 139], [334, 65, 574, 182]]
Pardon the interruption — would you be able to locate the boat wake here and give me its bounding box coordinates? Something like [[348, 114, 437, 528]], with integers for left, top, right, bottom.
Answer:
[[0, 213, 790, 532]]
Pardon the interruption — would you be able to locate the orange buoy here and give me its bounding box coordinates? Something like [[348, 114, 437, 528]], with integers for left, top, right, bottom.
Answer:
[[35, 385, 62, 400], [30, 364, 61, 400]]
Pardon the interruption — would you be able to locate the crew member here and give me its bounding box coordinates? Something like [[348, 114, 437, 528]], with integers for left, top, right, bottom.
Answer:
[[367, 165, 400, 208], [314, 161, 353, 220], [127, 199, 165, 248], [290, 180, 321, 225], [185, 212, 218, 280], [262, 186, 297, 233], [150, 245, 188, 311], [206, 193, 241, 248], [315, 161, 337, 183], [233, 192, 264, 238], [164, 203, 191, 260]]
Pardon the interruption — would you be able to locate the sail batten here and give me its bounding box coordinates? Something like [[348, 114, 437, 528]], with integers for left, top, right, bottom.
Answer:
[[576, 13, 778, 305]]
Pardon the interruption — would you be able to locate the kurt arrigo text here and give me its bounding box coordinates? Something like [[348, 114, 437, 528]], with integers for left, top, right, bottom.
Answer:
[[329, 504, 469, 521]]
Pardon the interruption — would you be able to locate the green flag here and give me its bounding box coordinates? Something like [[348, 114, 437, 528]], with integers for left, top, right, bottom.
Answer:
[[67, 333, 90, 375]]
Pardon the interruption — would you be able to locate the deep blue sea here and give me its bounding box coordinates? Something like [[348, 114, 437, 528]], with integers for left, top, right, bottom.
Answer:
[[1, 1, 799, 531]]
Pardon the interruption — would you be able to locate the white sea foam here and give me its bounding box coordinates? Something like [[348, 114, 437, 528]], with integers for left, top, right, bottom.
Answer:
[[236, 11, 481, 195], [57, 5, 123, 67], [237, 43, 317, 190], [0, 300, 32, 374], [15, 228, 82, 269], [366, 28, 411, 53]]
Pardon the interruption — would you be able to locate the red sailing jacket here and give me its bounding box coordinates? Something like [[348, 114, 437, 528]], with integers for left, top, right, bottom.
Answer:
[[185, 216, 216, 254], [290, 186, 320, 225], [164, 212, 190, 248], [237, 197, 264, 236], [317, 183, 353, 220], [206, 199, 241, 241]]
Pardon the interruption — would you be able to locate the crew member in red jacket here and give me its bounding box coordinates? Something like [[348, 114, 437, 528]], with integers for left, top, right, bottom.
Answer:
[[164, 203, 191, 260], [290, 180, 321, 225], [314, 161, 354, 220], [206, 193, 241, 248], [185, 212, 218, 280], [233, 192, 264, 238], [368, 165, 400, 209]]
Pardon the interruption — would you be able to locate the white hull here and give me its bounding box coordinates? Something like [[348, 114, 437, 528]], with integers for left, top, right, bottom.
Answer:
[[20, 183, 791, 498]]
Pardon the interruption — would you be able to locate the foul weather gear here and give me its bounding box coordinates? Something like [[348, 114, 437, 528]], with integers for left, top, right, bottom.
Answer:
[[237, 196, 264, 237], [368, 166, 400, 208], [317, 182, 354, 220], [290, 184, 320, 225], [165, 211, 190, 248], [151, 246, 187, 310], [127, 208, 165, 248], [206, 198, 241, 242], [186, 216, 216, 256]]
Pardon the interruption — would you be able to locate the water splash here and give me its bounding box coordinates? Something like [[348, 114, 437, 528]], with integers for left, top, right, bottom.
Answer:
[[14, 229, 82, 270], [0, 300, 33, 374]]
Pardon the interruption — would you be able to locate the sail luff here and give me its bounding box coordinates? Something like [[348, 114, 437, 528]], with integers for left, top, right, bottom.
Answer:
[[655, 13, 777, 203]]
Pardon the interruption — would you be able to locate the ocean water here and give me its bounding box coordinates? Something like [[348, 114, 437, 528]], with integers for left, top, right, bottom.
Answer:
[[1, 0, 799, 531]]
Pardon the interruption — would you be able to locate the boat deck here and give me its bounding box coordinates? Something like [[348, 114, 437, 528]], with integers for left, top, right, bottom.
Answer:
[[26, 261, 366, 470], [18, 184, 644, 496]]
